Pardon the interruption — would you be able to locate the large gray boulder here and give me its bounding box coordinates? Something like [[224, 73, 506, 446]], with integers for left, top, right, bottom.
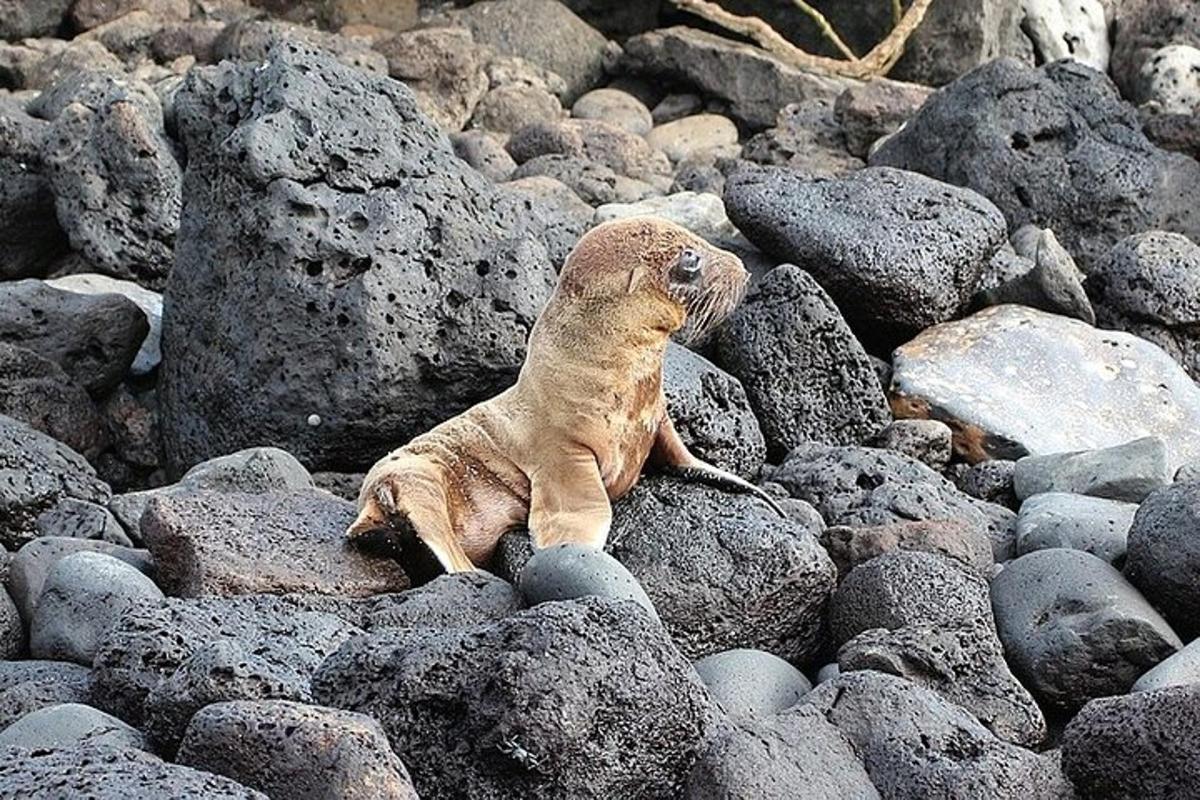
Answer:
[[1015, 492, 1138, 565], [0, 0, 71, 39], [177, 700, 418, 800], [991, 548, 1181, 711], [871, 59, 1200, 269], [725, 166, 1007, 348], [0, 342, 106, 459], [161, 42, 557, 474], [449, 0, 606, 102], [663, 343, 766, 479], [6, 536, 153, 622], [714, 264, 890, 460], [0, 414, 111, 551], [0, 97, 68, 279], [313, 597, 717, 800], [1124, 481, 1200, 638]]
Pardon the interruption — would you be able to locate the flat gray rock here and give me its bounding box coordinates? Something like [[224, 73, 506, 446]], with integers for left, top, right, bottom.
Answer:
[[891, 305, 1200, 472], [991, 548, 1182, 711], [1015, 492, 1138, 564], [1013, 436, 1170, 503], [140, 490, 408, 598], [621, 26, 855, 129], [0, 703, 147, 751]]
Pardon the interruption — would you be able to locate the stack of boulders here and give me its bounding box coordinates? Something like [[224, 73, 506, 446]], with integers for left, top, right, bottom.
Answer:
[[1, 0, 1200, 797]]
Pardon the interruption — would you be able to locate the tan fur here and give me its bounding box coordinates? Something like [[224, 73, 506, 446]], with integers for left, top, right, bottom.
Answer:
[[348, 217, 752, 575]]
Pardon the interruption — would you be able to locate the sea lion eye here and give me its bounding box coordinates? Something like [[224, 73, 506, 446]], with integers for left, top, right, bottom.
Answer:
[[672, 248, 703, 281]]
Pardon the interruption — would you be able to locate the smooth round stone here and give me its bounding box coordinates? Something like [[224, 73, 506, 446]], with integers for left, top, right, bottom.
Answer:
[[571, 88, 653, 136], [815, 663, 840, 685], [991, 548, 1181, 711], [517, 543, 659, 622], [1134, 638, 1200, 692], [0, 702, 147, 751], [1124, 480, 1200, 638], [645, 114, 739, 163], [1015, 492, 1138, 565], [692, 648, 812, 722]]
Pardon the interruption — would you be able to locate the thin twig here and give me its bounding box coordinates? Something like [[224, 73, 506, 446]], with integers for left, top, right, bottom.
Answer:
[[790, 0, 858, 61], [891, 0, 903, 27], [668, 0, 935, 80]]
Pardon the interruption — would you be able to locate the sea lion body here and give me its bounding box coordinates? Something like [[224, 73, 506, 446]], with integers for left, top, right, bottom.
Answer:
[[349, 217, 776, 581]]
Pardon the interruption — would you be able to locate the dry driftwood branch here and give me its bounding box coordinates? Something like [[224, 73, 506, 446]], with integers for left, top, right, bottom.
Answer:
[[789, 0, 858, 61], [669, 0, 936, 80]]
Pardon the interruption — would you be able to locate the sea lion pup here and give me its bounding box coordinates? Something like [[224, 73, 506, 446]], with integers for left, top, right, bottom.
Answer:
[[347, 217, 782, 584]]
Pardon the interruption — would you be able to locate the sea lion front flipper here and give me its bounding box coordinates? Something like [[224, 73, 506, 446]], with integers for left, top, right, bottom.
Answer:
[[527, 449, 613, 550], [650, 416, 787, 518]]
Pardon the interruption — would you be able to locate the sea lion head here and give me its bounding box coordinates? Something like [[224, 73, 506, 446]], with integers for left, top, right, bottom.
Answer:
[[556, 217, 749, 342]]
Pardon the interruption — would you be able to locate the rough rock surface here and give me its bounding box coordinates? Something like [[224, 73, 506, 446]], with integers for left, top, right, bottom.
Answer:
[[891, 305, 1200, 472], [992, 548, 1182, 711], [0, 342, 106, 459], [872, 59, 1200, 269], [161, 43, 558, 473], [450, 0, 606, 102], [715, 265, 890, 460], [0, 98, 67, 279], [90, 594, 362, 726], [1015, 492, 1138, 564], [46, 273, 162, 376], [802, 671, 1069, 799], [684, 707, 880, 800], [7, 536, 153, 622], [1124, 481, 1200, 639], [726, 166, 1007, 347], [820, 519, 994, 580], [772, 443, 1015, 562], [662, 343, 766, 479], [0, 660, 92, 730], [1089, 231, 1200, 382], [177, 700, 419, 800], [313, 597, 717, 800], [496, 477, 836, 662], [0, 414, 111, 551], [0, 745, 266, 798], [40, 73, 182, 289], [1062, 684, 1200, 799], [140, 490, 409, 597]]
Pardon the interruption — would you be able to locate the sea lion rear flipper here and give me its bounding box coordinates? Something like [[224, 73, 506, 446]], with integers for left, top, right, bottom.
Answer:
[[650, 416, 786, 518], [527, 450, 613, 550]]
